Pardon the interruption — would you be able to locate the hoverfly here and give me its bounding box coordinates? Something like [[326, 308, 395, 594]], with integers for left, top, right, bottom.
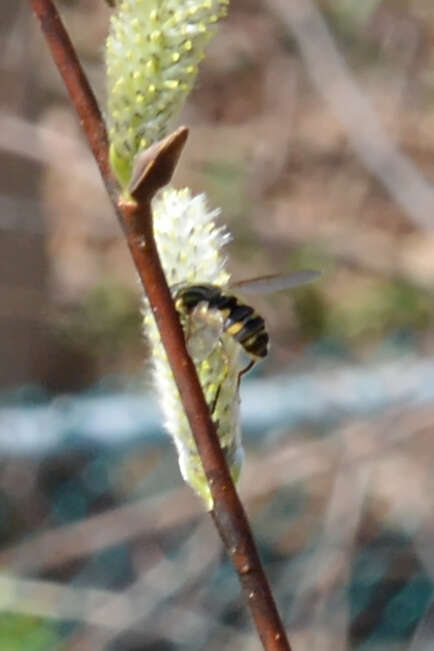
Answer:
[[174, 269, 321, 412]]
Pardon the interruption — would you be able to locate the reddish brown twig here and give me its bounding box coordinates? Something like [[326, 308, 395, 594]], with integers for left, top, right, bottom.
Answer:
[[28, 1, 292, 649]]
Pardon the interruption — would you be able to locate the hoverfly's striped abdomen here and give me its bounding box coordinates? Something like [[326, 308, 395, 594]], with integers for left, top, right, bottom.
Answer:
[[174, 283, 269, 361]]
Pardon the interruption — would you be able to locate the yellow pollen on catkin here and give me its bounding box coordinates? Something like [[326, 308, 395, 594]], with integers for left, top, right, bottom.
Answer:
[[146, 59, 157, 74], [201, 361, 211, 373], [164, 79, 179, 89], [150, 30, 162, 43]]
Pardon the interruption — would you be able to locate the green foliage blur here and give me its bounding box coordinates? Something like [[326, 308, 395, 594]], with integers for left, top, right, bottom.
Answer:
[[0, 615, 60, 651]]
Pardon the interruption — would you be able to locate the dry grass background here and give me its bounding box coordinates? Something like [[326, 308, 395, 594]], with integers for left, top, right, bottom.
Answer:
[[2, 1, 434, 649]]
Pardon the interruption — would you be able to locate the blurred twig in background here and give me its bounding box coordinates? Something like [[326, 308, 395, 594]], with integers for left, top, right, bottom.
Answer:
[[267, 0, 434, 230]]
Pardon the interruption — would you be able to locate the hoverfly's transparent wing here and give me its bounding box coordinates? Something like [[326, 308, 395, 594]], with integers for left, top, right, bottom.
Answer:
[[185, 302, 225, 363], [231, 270, 321, 295]]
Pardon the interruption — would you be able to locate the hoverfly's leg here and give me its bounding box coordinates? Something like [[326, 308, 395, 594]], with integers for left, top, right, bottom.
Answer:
[[209, 345, 230, 419], [183, 312, 192, 346], [236, 359, 255, 392], [209, 383, 222, 418]]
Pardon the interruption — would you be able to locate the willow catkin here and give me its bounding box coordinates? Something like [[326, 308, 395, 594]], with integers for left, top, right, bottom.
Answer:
[[105, 0, 229, 188], [105, 1, 242, 509], [144, 188, 243, 509]]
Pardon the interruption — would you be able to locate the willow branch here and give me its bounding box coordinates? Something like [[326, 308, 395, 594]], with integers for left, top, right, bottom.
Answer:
[[28, 0, 291, 649]]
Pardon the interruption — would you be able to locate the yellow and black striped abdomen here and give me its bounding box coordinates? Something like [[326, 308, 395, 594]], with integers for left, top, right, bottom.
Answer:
[[174, 284, 269, 360]]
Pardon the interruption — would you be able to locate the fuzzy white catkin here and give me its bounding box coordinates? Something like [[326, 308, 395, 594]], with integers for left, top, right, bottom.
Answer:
[[106, 0, 229, 188], [105, 0, 240, 508], [143, 187, 244, 509]]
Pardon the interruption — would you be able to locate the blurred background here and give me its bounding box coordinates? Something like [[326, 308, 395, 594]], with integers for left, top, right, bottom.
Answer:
[[1, 0, 434, 648]]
